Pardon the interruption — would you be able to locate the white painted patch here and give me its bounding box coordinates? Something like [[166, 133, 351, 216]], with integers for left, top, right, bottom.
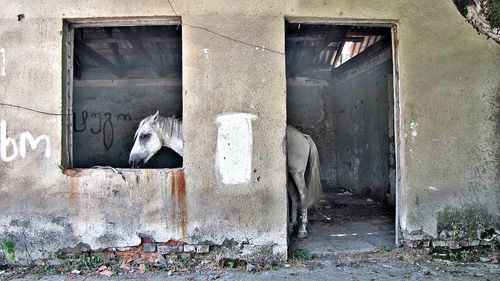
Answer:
[[428, 186, 439, 191], [203, 48, 209, 58], [1, 120, 51, 162], [0, 48, 5, 76], [215, 113, 257, 185]]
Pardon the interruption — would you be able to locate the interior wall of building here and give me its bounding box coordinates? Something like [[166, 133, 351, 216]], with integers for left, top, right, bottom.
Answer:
[[328, 59, 393, 201]]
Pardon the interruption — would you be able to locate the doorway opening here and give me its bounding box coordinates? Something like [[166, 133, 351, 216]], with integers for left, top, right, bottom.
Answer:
[[285, 21, 399, 254]]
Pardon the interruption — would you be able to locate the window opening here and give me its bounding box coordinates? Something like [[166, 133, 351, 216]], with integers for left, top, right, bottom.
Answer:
[[64, 23, 182, 168]]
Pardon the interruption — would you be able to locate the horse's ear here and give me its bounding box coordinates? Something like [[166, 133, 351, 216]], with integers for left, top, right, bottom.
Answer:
[[152, 110, 160, 122]]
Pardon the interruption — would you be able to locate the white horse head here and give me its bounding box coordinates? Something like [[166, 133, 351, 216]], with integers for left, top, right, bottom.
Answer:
[[128, 111, 164, 168], [129, 111, 184, 168]]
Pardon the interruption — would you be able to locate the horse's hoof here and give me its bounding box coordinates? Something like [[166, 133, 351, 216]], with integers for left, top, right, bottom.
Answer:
[[297, 230, 308, 239]]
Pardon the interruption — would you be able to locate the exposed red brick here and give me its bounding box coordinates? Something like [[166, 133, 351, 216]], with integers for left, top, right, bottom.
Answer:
[[63, 168, 92, 177], [163, 239, 186, 246]]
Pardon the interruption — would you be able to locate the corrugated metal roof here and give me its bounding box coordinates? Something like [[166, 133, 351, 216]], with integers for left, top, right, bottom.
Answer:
[[285, 24, 391, 77]]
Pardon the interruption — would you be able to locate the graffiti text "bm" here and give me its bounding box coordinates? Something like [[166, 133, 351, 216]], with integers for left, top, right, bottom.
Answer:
[[1, 120, 51, 162]]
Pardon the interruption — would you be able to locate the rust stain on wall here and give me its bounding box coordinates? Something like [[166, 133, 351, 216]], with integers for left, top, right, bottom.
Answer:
[[63, 168, 92, 177], [170, 170, 187, 238], [69, 177, 79, 202]]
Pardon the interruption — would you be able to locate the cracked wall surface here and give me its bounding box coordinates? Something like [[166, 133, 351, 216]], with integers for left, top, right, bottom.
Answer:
[[0, 0, 498, 263]]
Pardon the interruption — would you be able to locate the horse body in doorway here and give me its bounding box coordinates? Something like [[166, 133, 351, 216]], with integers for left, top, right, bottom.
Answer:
[[129, 111, 322, 238]]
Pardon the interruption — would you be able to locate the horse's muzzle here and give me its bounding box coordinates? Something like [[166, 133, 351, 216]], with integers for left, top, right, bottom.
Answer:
[[128, 154, 144, 168]]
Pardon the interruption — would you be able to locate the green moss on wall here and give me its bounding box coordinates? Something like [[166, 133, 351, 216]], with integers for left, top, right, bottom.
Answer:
[[437, 205, 496, 237]]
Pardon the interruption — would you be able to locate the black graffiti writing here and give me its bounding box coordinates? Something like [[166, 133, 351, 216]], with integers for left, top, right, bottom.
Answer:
[[90, 113, 102, 134], [103, 113, 113, 150], [73, 111, 132, 150], [73, 111, 88, 132], [117, 114, 131, 121]]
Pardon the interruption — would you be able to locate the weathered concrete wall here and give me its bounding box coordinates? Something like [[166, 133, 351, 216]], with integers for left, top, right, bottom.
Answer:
[[286, 79, 336, 186], [0, 0, 498, 263]]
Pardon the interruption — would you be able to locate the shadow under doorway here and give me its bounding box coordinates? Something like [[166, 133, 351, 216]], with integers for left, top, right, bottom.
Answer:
[[285, 21, 397, 255]]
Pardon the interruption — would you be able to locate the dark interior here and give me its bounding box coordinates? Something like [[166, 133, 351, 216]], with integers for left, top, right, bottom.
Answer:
[[286, 22, 396, 253], [71, 25, 183, 168]]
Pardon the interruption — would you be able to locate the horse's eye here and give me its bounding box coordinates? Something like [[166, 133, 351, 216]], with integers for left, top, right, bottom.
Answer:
[[140, 134, 150, 140]]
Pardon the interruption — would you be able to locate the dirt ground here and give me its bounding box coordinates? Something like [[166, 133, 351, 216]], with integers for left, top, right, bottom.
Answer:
[[2, 248, 499, 281]]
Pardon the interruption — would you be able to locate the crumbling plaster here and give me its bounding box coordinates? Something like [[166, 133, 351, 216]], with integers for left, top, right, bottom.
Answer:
[[0, 0, 498, 262]]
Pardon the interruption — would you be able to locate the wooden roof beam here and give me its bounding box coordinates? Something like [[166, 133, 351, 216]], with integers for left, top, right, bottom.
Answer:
[[75, 42, 125, 78], [121, 27, 166, 77]]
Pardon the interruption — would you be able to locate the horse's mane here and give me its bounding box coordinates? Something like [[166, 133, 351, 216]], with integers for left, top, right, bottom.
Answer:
[[134, 114, 182, 141]]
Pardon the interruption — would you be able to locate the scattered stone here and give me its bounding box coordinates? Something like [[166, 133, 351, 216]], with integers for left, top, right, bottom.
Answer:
[[338, 191, 352, 196], [445, 241, 460, 249], [246, 263, 256, 272], [158, 244, 183, 254], [117, 247, 131, 252], [98, 265, 108, 272], [469, 240, 480, 247], [167, 270, 173, 276], [197, 244, 210, 253], [139, 263, 147, 274], [141, 253, 166, 265], [70, 269, 81, 275], [143, 243, 157, 253], [284, 264, 291, 268], [120, 263, 131, 271], [479, 257, 492, 263], [100, 270, 113, 277], [408, 234, 424, 241], [184, 244, 196, 252], [366, 198, 373, 202], [432, 240, 446, 247]]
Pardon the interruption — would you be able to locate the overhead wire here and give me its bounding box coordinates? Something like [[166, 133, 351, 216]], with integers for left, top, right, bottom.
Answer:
[[0, 0, 285, 116]]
